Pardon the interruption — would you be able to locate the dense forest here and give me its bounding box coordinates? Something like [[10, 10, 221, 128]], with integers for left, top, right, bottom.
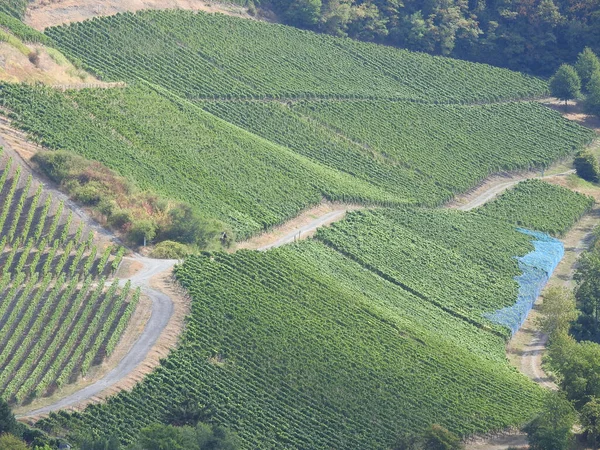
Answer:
[[266, 0, 600, 75]]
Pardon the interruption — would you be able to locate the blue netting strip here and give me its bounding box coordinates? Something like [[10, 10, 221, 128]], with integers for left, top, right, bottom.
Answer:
[[483, 228, 564, 335]]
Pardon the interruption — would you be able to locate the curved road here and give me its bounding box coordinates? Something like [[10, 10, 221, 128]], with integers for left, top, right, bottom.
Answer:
[[14, 168, 584, 421], [19, 256, 178, 418]]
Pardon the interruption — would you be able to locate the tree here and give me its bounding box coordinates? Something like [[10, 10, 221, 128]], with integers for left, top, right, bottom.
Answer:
[[283, 0, 322, 28], [574, 150, 600, 183], [581, 397, 600, 448], [0, 400, 18, 436], [549, 64, 581, 107], [129, 219, 157, 246], [0, 434, 28, 450], [524, 392, 576, 450], [575, 47, 600, 91], [573, 251, 600, 342], [584, 70, 600, 117], [536, 287, 578, 339], [422, 424, 464, 450], [550, 338, 600, 408]]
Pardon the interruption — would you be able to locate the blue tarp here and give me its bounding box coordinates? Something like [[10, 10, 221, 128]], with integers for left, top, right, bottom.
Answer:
[[484, 228, 564, 335]]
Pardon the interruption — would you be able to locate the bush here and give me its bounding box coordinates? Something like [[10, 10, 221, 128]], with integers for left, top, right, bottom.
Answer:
[[128, 219, 157, 246], [574, 150, 600, 182], [150, 241, 189, 259]]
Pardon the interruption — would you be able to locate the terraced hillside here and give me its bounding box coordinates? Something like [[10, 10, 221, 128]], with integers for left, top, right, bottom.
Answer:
[[44, 10, 548, 104], [0, 150, 137, 406], [37, 182, 592, 447], [0, 82, 592, 239]]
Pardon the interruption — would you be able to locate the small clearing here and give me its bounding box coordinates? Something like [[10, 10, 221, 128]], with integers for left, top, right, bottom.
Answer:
[[0, 41, 102, 85], [25, 0, 254, 30]]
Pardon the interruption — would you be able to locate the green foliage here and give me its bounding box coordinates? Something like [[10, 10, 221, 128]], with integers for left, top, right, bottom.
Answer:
[[0, 12, 52, 45], [549, 337, 600, 409], [44, 9, 548, 104], [549, 64, 581, 104], [149, 241, 189, 260], [584, 71, 600, 117], [581, 397, 600, 448], [536, 287, 578, 340], [423, 424, 464, 450], [37, 202, 574, 446], [524, 393, 576, 450], [0, 434, 28, 450], [574, 150, 600, 182], [129, 423, 240, 450], [0, 399, 17, 436], [283, 0, 322, 28], [573, 250, 600, 342], [478, 180, 594, 236], [0, 157, 135, 406], [575, 47, 600, 90]]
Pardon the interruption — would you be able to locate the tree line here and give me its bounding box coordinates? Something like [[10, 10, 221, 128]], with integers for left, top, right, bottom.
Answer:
[[261, 0, 599, 76]]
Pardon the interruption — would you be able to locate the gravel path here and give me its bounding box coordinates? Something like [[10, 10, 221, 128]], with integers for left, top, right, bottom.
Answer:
[[258, 209, 349, 250], [18, 256, 178, 418]]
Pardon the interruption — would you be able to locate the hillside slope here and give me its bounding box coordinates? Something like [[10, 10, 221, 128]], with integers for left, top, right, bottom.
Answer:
[[36, 182, 593, 448], [0, 150, 138, 406], [0, 82, 592, 239], [44, 10, 547, 104]]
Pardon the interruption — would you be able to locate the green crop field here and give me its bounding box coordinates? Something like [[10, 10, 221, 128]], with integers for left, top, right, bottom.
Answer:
[[37, 181, 592, 447], [0, 0, 27, 19], [479, 179, 594, 235], [0, 152, 137, 405], [44, 10, 548, 104], [0, 83, 592, 239]]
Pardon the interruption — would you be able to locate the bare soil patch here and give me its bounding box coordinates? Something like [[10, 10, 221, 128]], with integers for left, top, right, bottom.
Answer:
[[0, 42, 103, 85], [25, 0, 253, 30]]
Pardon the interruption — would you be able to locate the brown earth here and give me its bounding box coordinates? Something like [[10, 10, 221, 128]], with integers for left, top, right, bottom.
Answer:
[[0, 41, 104, 85], [25, 0, 254, 31]]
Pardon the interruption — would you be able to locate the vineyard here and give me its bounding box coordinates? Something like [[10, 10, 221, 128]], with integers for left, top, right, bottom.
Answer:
[[0, 0, 27, 19], [0, 83, 593, 238], [479, 179, 595, 235], [43, 9, 549, 104], [0, 150, 138, 406], [36, 181, 593, 447], [202, 99, 594, 197]]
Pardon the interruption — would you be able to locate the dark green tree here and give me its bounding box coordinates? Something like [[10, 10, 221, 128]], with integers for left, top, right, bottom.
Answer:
[[549, 64, 581, 107], [575, 47, 600, 91], [422, 424, 464, 450], [581, 397, 600, 448], [584, 70, 600, 117], [283, 0, 322, 28], [0, 399, 18, 436], [573, 150, 600, 183], [524, 392, 576, 450], [573, 251, 600, 342]]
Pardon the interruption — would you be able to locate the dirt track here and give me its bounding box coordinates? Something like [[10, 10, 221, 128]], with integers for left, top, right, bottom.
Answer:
[[18, 257, 178, 418]]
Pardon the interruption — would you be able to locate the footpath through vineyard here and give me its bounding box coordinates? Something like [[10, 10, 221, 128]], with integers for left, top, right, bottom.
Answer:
[[465, 102, 600, 449]]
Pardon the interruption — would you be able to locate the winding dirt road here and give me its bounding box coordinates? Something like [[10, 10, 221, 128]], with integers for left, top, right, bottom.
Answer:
[[18, 256, 178, 418]]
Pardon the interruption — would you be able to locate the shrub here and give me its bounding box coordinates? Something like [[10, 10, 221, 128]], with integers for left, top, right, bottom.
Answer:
[[574, 150, 600, 182], [150, 241, 189, 259]]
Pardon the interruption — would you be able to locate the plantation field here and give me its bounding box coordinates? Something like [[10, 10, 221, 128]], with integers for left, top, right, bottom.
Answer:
[[0, 83, 593, 238], [37, 181, 593, 447], [0, 0, 27, 19], [0, 152, 137, 405], [479, 179, 594, 235], [44, 10, 548, 104], [202, 100, 593, 197]]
